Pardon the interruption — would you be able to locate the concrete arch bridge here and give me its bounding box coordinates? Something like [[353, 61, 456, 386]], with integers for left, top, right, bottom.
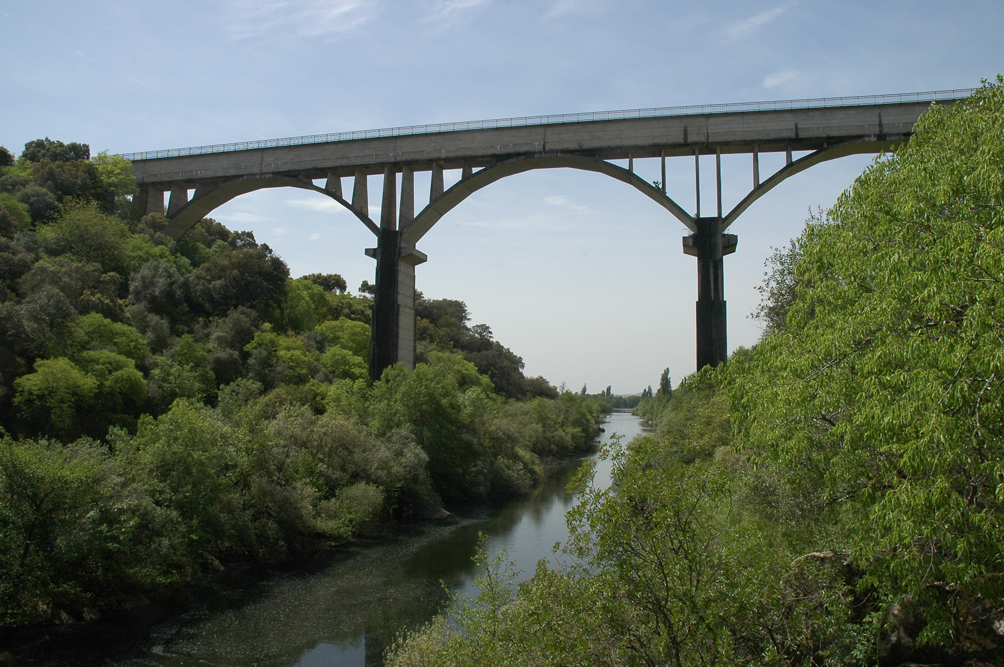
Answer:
[[126, 89, 972, 380]]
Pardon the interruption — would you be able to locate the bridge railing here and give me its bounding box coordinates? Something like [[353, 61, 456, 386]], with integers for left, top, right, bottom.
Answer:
[[122, 88, 977, 161]]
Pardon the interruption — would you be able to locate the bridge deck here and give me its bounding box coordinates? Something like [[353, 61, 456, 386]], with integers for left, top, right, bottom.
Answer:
[[128, 90, 972, 187]]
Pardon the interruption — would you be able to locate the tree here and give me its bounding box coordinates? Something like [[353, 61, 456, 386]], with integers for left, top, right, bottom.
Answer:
[[277, 278, 330, 333], [470, 323, 492, 340], [71, 313, 148, 365], [319, 346, 368, 381], [657, 367, 672, 398], [129, 260, 188, 323], [0, 237, 32, 286], [20, 138, 90, 163], [19, 256, 124, 322], [461, 340, 527, 398], [728, 80, 1004, 647], [0, 193, 31, 236], [188, 233, 289, 318], [36, 203, 134, 275], [315, 318, 371, 359], [13, 358, 97, 438], [416, 296, 469, 330], [16, 185, 57, 222], [91, 151, 137, 198], [301, 272, 347, 293]]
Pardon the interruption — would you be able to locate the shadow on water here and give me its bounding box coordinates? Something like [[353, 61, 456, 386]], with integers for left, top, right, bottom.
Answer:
[[7, 411, 649, 667]]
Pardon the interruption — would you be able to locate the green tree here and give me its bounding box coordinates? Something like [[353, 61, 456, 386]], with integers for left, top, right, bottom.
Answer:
[[18, 256, 124, 322], [728, 80, 1004, 647], [301, 272, 346, 293], [128, 259, 188, 322], [188, 233, 288, 318], [71, 313, 148, 365], [315, 317, 371, 359], [319, 345, 367, 381], [657, 367, 672, 397], [91, 151, 137, 198], [0, 193, 31, 234], [277, 277, 330, 332], [20, 138, 90, 163], [36, 203, 134, 275], [13, 358, 97, 439]]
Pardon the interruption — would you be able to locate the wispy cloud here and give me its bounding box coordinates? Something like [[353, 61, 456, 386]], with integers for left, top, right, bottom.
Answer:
[[763, 67, 798, 89], [725, 3, 795, 37], [288, 197, 343, 212], [216, 211, 269, 224], [419, 0, 491, 28], [543, 0, 592, 19], [423, 0, 491, 17], [544, 195, 590, 213], [225, 0, 377, 40]]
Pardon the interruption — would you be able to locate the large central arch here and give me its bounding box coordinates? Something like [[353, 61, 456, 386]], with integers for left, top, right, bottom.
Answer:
[[136, 139, 896, 379]]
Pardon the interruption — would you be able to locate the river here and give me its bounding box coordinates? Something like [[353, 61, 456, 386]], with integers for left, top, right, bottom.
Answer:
[[12, 411, 649, 667]]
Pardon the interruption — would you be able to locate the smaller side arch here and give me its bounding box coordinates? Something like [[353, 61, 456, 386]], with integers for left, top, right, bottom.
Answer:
[[401, 154, 697, 245], [723, 138, 898, 229], [160, 175, 380, 240]]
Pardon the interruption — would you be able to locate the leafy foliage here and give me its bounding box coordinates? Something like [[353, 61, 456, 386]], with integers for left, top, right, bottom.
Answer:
[[729, 80, 1004, 649], [387, 82, 1004, 666], [0, 136, 603, 630]]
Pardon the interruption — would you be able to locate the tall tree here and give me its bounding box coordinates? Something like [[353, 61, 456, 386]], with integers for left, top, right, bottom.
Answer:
[[729, 79, 1004, 644]]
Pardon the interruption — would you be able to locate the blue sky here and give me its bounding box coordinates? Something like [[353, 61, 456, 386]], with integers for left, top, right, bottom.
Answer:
[[2, 0, 1000, 393]]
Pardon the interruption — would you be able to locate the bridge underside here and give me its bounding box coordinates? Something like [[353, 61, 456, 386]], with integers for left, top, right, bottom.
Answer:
[[130, 99, 949, 378]]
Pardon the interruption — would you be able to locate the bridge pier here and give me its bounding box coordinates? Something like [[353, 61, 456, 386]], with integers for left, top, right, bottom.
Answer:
[[367, 168, 426, 381], [684, 217, 736, 369]]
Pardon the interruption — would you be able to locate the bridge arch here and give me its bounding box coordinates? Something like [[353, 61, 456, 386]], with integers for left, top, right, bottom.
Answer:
[[401, 139, 883, 244], [159, 175, 380, 241], [401, 154, 697, 244]]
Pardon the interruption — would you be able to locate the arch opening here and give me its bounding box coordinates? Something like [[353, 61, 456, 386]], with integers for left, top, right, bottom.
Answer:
[[158, 175, 380, 241]]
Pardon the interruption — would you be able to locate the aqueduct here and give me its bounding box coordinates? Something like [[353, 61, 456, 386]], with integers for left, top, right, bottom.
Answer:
[[125, 89, 973, 379]]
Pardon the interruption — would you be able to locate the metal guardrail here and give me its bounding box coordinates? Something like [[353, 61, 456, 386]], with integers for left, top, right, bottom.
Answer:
[[122, 89, 976, 162]]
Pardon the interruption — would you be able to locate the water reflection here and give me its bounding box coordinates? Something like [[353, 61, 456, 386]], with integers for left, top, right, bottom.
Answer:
[[13, 412, 648, 667]]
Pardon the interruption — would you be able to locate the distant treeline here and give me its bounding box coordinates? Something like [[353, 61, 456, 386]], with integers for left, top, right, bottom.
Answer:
[[576, 384, 644, 412]]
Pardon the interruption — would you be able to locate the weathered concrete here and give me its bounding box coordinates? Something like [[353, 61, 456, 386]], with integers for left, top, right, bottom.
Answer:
[[684, 218, 737, 368], [134, 103, 927, 241], [127, 96, 962, 376]]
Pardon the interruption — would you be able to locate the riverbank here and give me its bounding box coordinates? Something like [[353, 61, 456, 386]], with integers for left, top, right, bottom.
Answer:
[[4, 411, 645, 667]]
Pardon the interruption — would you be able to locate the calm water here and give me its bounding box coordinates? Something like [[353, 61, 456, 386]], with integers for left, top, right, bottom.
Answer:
[[12, 411, 649, 667]]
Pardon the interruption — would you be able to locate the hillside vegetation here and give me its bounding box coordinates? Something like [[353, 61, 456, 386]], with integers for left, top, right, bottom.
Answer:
[[0, 140, 602, 629], [385, 80, 1004, 666]]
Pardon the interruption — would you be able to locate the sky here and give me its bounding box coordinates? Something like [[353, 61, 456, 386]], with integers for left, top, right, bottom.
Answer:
[[2, 0, 1001, 394]]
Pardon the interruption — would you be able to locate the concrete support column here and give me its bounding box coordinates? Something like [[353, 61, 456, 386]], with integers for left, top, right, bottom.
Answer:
[[167, 185, 189, 216], [367, 168, 427, 380], [134, 185, 165, 218], [369, 227, 401, 380], [430, 163, 444, 203], [352, 170, 368, 217], [366, 232, 428, 380], [684, 217, 737, 369], [396, 244, 426, 367]]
